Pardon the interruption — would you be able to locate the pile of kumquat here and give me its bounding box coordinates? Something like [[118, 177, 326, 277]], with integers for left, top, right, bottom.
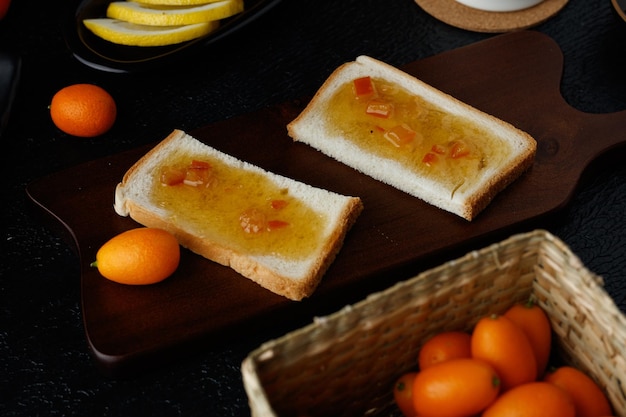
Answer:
[[393, 299, 616, 417]]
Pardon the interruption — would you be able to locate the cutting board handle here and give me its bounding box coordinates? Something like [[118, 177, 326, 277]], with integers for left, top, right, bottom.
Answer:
[[406, 31, 626, 215]]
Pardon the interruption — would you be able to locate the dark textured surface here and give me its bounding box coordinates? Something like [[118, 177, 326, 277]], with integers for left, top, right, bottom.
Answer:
[[1, 0, 625, 416]]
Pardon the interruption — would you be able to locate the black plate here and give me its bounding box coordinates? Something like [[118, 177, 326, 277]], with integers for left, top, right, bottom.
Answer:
[[64, 0, 282, 72], [0, 50, 21, 137]]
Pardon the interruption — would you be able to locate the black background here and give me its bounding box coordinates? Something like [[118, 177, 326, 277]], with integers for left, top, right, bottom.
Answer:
[[2, 0, 625, 415]]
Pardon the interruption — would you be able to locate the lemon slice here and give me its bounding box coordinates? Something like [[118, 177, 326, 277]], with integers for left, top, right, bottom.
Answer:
[[129, 0, 222, 4], [83, 18, 219, 46], [107, 0, 244, 26]]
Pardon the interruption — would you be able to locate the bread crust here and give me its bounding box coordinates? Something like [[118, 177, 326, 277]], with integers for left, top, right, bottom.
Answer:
[[287, 55, 537, 220], [115, 130, 363, 301]]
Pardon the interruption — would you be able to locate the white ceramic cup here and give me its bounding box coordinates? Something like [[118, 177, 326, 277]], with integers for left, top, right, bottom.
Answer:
[[454, 0, 545, 12]]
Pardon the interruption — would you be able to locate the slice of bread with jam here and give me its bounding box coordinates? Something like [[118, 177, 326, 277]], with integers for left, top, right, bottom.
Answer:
[[114, 130, 363, 300], [287, 55, 537, 221]]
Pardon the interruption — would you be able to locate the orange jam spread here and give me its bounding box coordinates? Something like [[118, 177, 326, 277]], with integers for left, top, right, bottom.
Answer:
[[325, 76, 514, 192], [151, 152, 326, 259]]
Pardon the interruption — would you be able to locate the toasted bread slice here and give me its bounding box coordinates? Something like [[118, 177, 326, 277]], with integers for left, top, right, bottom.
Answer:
[[287, 55, 537, 220], [114, 130, 363, 300]]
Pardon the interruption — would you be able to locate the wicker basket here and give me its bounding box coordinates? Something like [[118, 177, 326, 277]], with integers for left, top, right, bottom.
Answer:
[[242, 229, 626, 417]]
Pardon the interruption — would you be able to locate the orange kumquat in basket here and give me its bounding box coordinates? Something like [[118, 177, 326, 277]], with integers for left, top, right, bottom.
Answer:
[[471, 314, 537, 391], [412, 358, 500, 417], [393, 372, 418, 417], [504, 299, 552, 378], [482, 381, 575, 417], [544, 366, 613, 417], [418, 331, 472, 371]]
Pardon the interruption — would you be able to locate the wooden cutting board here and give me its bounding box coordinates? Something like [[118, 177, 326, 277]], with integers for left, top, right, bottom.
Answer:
[[27, 31, 626, 377]]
